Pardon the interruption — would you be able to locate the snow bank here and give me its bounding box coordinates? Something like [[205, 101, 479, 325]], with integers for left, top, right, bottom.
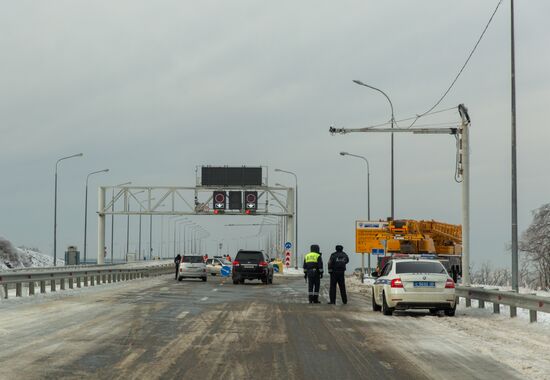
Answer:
[[0, 237, 63, 270]]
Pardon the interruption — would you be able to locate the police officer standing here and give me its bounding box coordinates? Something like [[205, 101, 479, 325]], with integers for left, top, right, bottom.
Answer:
[[328, 245, 349, 304], [174, 253, 182, 280], [303, 244, 323, 304]]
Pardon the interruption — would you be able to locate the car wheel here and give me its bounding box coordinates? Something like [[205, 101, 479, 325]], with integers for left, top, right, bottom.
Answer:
[[444, 305, 456, 317], [239, 279, 245, 284], [211, 273, 216, 276], [202, 277, 207, 282], [233, 279, 239, 285], [382, 291, 394, 316], [178, 276, 182, 282], [268, 275, 273, 284], [261, 276, 268, 284], [429, 308, 438, 315], [372, 291, 381, 311]]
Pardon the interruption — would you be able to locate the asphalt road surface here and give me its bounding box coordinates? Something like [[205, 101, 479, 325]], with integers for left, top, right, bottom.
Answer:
[[0, 274, 521, 380]]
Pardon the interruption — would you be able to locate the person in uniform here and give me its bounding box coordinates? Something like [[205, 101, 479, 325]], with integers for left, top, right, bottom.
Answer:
[[328, 245, 349, 304], [303, 244, 323, 303], [174, 253, 182, 280]]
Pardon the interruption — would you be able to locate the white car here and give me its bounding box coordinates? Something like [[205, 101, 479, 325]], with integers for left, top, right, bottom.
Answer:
[[178, 255, 207, 282], [206, 258, 231, 276], [371, 258, 456, 316]]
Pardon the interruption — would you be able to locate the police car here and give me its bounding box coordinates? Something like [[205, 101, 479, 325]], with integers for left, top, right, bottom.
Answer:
[[371, 258, 456, 316]]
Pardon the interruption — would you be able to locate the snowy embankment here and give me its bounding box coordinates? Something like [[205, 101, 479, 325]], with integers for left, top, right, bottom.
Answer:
[[349, 277, 550, 379], [0, 237, 63, 270]]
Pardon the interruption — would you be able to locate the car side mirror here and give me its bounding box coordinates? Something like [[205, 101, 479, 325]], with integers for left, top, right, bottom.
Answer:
[[371, 271, 379, 278]]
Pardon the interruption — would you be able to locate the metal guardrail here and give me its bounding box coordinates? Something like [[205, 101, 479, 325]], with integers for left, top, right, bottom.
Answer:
[[1, 262, 127, 273], [456, 286, 550, 323], [0, 264, 173, 300]]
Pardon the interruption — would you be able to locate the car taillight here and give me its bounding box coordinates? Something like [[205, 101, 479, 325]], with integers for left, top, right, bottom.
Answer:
[[390, 278, 403, 288], [233, 261, 240, 267], [445, 279, 455, 288], [259, 261, 268, 267]]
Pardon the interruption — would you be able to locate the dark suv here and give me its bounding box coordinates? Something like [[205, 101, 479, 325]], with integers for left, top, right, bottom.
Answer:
[[232, 250, 274, 285]]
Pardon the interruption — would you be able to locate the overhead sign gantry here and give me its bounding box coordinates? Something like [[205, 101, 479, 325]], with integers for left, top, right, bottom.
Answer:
[[96, 166, 296, 265]]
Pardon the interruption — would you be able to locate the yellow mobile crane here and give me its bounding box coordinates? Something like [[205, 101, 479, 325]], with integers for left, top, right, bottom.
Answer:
[[384, 220, 462, 255], [365, 219, 462, 281]]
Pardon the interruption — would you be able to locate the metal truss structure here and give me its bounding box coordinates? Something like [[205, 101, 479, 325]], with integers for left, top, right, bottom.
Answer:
[[96, 185, 295, 264]]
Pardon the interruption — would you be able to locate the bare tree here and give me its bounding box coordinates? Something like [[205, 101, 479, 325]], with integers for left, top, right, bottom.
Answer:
[[520, 203, 550, 290]]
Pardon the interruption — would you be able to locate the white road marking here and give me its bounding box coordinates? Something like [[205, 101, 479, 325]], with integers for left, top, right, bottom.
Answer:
[[212, 288, 218, 292], [200, 297, 208, 301], [177, 311, 189, 319]]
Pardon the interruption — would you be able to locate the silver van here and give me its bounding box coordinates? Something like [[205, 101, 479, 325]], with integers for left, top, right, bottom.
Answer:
[[178, 255, 207, 282]]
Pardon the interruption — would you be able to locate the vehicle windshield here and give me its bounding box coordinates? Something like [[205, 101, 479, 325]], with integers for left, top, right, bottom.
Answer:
[[396, 261, 447, 274], [236, 252, 262, 263], [182, 256, 204, 263]]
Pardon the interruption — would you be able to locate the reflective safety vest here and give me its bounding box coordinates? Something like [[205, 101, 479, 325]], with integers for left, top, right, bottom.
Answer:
[[305, 252, 321, 263], [304, 252, 323, 273]]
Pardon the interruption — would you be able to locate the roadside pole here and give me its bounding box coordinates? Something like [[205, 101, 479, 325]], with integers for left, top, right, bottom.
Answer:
[[361, 253, 365, 284], [459, 104, 471, 286]]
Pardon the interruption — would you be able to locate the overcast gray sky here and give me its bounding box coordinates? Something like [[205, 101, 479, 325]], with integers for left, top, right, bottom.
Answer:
[[1, 1, 549, 270]]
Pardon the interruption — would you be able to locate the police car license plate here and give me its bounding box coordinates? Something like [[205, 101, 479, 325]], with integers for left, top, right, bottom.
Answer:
[[242, 264, 256, 269], [413, 281, 435, 287]]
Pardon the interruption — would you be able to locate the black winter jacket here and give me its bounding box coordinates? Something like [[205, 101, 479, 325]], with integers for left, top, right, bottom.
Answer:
[[328, 251, 349, 272]]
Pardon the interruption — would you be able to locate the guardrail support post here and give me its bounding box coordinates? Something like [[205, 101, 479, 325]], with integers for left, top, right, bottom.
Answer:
[[90, 275, 95, 286], [50, 279, 56, 292], [510, 306, 517, 318], [529, 310, 537, 323], [29, 282, 35, 295], [40, 281, 46, 293], [84, 275, 88, 287], [465, 297, 471, 308], [69, 278, 74, 289], [478, 299, 485, 309], [108, 274, 112, 283], [2, 284, 7, 299], [493, 302, 500, 314], [97, 274, 101, 284], [16, 283, 22, 297], [76, 277, 81, 288], [60, 278, 65, 290]]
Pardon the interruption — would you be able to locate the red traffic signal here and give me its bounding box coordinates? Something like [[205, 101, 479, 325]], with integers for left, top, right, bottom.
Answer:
[[244, 191, 257, 212], [213, 191, 226, 211]]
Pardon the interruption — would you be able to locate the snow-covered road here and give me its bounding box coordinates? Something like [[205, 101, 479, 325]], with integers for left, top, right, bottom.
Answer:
[[348, 278, 550, 379], [1, 273, 548, 379]]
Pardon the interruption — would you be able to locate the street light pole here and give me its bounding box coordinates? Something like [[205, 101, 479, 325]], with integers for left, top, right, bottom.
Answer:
[[275, 168, 298, 269], [353, 80, 395, 219], [83, 169, 109, 263], [510, 0, 519, 293], [339, 152, 371, 282], [339, 152, 371, 219], [54, 153, 83, 266]]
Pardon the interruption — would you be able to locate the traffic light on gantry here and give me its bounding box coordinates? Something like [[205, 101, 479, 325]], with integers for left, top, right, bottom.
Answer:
[[244, 191, 258, 214], [213, 191, 226, 214]]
